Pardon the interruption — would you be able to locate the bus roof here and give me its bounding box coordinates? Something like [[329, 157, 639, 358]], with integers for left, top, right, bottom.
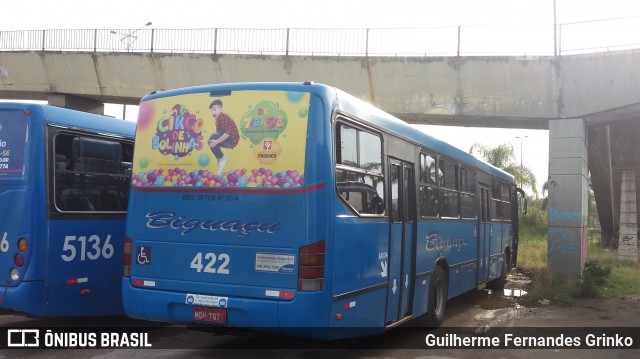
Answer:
[[141, 82, 514, 184], [0, 102, 136, 138]]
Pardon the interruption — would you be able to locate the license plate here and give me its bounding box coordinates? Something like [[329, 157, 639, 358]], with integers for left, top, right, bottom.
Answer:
[[193, 307, 227, 323]]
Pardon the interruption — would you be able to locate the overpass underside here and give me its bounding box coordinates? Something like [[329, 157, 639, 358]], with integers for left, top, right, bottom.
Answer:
[[588, 112, 640, 249]]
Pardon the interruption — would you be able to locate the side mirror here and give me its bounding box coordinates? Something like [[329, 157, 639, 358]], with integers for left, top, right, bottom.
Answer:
[[516, 188, 527, 214]]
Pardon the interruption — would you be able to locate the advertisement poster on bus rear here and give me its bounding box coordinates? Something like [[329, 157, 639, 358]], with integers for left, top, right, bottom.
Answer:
[[0, 111, 28, 179], [132, 90, 310, 189]]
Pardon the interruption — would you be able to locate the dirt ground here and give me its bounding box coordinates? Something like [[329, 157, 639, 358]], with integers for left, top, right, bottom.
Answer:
[[442, 274, 640, 329], [1, 278, 639, 358]]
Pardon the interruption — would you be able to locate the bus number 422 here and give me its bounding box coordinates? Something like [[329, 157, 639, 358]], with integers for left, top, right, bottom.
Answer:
[[190, 252, 230, 274], [61, 235, 114, 262]]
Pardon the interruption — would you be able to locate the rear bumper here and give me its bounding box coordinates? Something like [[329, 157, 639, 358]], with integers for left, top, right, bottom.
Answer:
[[123, 279, 280, 327], [1, 278, 124, 317], [122, 278, 336, 339], [0, 281, 44, 316]]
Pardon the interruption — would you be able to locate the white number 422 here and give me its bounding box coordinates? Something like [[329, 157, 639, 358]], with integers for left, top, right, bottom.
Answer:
[[190, 252, 230, 274]]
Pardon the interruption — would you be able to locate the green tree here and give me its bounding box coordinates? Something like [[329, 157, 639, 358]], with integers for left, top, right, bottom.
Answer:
[[469, 143, 539, 198]]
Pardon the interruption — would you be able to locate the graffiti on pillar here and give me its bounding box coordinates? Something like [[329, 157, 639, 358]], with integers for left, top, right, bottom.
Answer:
[[618, 244, 638, 256], [547, 176, 558, 191], [618, 234, 638, 257], [548, 228, 580, 255], [548, 208, 581, 224], [621, 235, 636, 244]]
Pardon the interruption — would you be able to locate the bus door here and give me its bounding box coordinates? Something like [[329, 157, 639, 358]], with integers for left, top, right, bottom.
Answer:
[[385, 159, 415, 324], [478, 184, 491, 284]]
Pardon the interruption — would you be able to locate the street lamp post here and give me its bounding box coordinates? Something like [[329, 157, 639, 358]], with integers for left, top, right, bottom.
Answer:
[[110, 21, 152, 51], [515, 135, 528, 187], [515, 135, 528, 168], [110, 22, 152, 119]]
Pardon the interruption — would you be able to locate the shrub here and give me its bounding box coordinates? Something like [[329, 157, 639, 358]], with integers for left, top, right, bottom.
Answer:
[[576, 259, 612, 297], [519, 199, 547, 236]]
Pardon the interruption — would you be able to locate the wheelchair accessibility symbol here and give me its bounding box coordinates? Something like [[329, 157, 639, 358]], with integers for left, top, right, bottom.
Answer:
[[136, 246, 151, 265]]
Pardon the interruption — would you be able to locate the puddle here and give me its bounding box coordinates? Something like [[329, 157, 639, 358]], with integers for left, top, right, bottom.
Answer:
[[457, 289, 524, 311], [471, 286, 531, 311], [503, 288, 528, 297], [443, 282, 540, 328], [480, 296, 514, 310]]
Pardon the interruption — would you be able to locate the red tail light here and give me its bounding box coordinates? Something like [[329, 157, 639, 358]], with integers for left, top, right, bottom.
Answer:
[[123, 237, 132, 277], [14, 253, 24, 267], [298, 240, 325, 291]]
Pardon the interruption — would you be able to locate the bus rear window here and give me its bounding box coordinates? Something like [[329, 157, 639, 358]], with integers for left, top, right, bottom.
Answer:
[[54, 133, 133, 212], [0, 110, 28, 179]]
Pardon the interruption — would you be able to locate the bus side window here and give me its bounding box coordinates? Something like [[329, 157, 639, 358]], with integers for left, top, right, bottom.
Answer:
[[369, 195, 385, 214], [335, 121, 384, 216], [336, 181, 385, 215], [419, 153, 438, 217]]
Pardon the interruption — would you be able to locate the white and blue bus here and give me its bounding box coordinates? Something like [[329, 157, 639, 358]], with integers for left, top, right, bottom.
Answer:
[[122, 82, 523, 339], [0, 103, 135, 316]]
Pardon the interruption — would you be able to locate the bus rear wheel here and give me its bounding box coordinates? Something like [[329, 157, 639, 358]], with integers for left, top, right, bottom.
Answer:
[[487, 251, 510, 290], [418, 266, 448, 328]]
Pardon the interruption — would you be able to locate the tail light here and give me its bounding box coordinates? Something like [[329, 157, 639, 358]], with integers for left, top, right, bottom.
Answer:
[[6, 236, 28, 282], [10, 268, 20, 281], [14, 253, 24, 267], [298, 240, 325, 291], [18, 238, 28, 252], [123, 236, 132, 277]]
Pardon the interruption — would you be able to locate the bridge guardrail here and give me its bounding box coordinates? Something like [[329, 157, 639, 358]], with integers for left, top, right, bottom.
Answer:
[[0, 17, 638, 56]]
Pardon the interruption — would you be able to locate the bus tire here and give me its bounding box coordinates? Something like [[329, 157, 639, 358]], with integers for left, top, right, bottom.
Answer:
[[419, 266, 448, 328], [487, 251, 510, 290]]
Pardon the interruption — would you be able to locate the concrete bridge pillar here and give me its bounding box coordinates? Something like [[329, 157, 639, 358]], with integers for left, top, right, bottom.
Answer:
[[547, 118, 589, 279], [48, 93, 104, 115], [618, 170, 639, 263]]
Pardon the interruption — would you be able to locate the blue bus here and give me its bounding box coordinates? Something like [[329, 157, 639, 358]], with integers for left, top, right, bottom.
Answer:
[[122, 82, 523, 339], [0, 103, 135, 316]]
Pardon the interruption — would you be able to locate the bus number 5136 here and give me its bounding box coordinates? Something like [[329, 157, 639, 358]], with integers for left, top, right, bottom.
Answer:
[[61, 235, 114, 262]]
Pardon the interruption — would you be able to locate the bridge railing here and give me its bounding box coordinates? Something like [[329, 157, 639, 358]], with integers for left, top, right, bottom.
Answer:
[[0, 18, 638, 56]]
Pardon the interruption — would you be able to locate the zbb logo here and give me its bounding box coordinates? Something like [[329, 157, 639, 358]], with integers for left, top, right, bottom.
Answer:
[[7, 329, 40, 347]]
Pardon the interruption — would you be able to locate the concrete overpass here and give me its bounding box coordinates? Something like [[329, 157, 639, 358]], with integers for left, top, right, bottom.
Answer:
[[1, 49, 639, 275]]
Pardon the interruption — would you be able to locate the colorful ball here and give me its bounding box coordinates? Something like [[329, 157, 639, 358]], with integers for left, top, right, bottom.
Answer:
[[199, 154, 210, 167]]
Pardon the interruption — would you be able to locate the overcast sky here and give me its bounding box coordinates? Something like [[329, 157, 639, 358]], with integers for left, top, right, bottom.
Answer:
[[2, 0, 638, 195], [1, 0, 638, 29]]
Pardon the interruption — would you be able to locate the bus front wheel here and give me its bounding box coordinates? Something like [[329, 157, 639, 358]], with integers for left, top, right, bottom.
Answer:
[[419, 265, 448, 328]]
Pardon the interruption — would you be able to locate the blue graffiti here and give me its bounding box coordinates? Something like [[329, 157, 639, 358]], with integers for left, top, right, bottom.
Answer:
[[548, 228, 579, 255], [549, 208, 582, 223]]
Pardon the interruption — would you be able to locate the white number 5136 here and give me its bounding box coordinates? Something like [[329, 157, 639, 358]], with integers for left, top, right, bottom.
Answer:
[[61, 235, 114, 262]]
